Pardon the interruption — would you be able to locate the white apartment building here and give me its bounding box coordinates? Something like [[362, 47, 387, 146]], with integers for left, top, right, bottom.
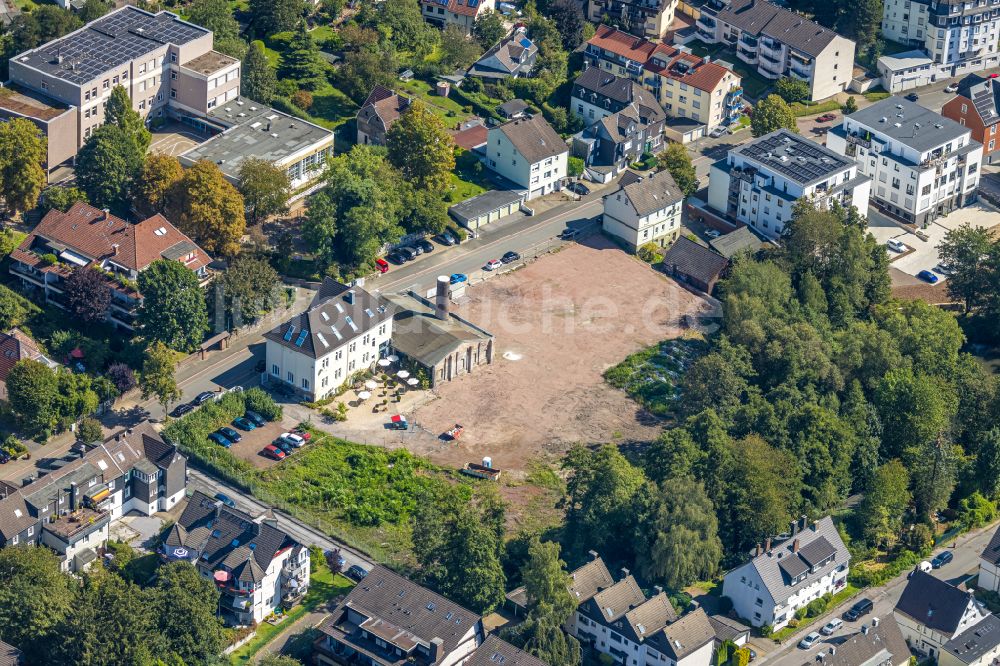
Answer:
[[694, 0, 855, 101], [721, 516, 850, 630], [827, 96, 982, 226], [979, 525, 1000, 592], [420, 0, 496, 33], [586, 0, 679, 38], [265, 278, 393, 402], [485, 114, 568, 199], [603, 169, 684, 250], [707, 129, 872, 240]]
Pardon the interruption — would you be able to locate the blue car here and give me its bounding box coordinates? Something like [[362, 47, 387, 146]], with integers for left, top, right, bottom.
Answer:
[[218, 426, 242, 443], [208, 432, 232, 448], [917, 269, 939, 284], [233, 417, 257, 431], [450, 273, 468, 285]]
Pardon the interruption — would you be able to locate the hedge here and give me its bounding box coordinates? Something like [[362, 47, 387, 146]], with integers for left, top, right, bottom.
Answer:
[[789, 100, 842, 117], [449, 86, 501, 122]]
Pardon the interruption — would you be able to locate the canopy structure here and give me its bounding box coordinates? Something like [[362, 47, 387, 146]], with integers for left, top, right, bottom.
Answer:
[[357, 390, 372, 400], [364, 380, 378, 390], [388, 354, 400, 363], [407, 378, 419, 386], [377, 358, 391, 367], [397, 370, 410, 380]]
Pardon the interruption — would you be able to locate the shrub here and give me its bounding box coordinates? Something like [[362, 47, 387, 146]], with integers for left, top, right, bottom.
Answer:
[[760, 624, 773, 638], [568, 156, 584, 177], [734, 648, 751, 666], [39, 253, 57, 266], [76, 417, 103, 444], [637, 242, 661, 263], [291, 89, 314, 111], [805, 595, 829, 618], [1, 434, 27, 458], [243, 386, 282, 421]]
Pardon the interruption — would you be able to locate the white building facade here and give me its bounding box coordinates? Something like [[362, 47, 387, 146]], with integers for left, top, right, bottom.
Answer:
[[486, 115, 568, 199], [827, 96, 982, 226], [603, 170, 684, 250]]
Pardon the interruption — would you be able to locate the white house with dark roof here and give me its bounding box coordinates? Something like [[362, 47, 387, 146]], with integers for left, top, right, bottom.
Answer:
[[467, 28, 537, 81], [420, 0, 495, 33], [820, 617, 911, 666], [466, 635, 546, 666], [603, 169, 684, 250], [264, 277, 393, 401], [979, 525, 1000, 593], [894, 571, 991, 660], [722, 516, 850, 630], [485, 114, 568, 199], [162, 489, 309, 626]]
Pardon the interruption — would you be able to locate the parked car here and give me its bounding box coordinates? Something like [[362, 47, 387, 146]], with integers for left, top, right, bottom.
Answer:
[[932, 551, 954, 568], [905, 92, 920, 101], [991, 73, 999, 79], [909, 560, 933, 578], [386, 251, 407, 265], [398, 246, 418, 261], [710, 126, 727, 138], [193, 391, 216, 405], [262, 444, 286, 460], [945, 83, 959, 92], [346, 564, 369, 581], [409, 244, 424, 256], [218, 426, 242, 443], [821, 618, 844, 635], [567, 181, 591, 195], [278, 432, 306, 448], [291, 427, 312, 441], [170, 403, 194, 418], [501, 251, 521, 264], [917, 269, 940, 283], [704, 229, 721, 239], [417, 239, 434, 253], [438, 232, 456, 246], [747, 649, 756, 662], [936, 262, 955, 275], [450, 273, 468, 285], [816, 113, 837, 122], [484, 259, 503, 271], [844, 598, 874, 621], [233, 416, 257, 431], [559, 228, 580, 241], [886, 238, 907, 253], [273, 439, 295, 455], [214, 493, 236, 508], [0, 451, 9, 464], [799, 632, 821, 649], [245, 411, 267, 426], [208, 432, 231, 448], [375, 258, 389, 273]]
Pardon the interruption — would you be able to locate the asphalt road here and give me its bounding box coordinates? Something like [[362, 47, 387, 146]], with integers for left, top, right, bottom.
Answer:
[[759, 521, 1000, 666]]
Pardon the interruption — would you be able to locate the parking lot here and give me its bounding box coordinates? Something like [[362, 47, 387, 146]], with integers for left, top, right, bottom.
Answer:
[[221, 420, 296, 469]]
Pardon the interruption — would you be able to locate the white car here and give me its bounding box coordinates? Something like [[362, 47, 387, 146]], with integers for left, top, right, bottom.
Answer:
[[278, 432, 306, 448], [886, 238, 907, 253], [945, 83, 959, 93], [821, 618, 844, 636], [710, 126, 727, 138], [484, 259, 503, 271], [705, 229, 722, 239], [799, 632, 821, 649]]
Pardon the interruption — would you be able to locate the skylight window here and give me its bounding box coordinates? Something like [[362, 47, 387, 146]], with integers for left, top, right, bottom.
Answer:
[[283, 324, 296, 342], [294, 329, 308, 347]]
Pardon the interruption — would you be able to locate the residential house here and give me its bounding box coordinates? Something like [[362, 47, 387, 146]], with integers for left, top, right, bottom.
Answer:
[[162, 490, 310, 626], [942, 74, 1000, 164], [602, 169, 684, 249], [708, 225, 764, 259], [818, 617, 911, 666], [0, 640, 21, 666], [571, 67, 653, 128], [0, 421, 186, 572], [0, 328, 57, 401], [313, 564, 485, 666], [356, 85, 411, 146], [583, 26, 743, 138], [721, 516, 850, 630], [894, 571, 993, 661], [694, 0, 855, 101], [498, 98, 530, 120], [507, 550, 615, 620], [485, 114, 568, 199], [9, 202, 211, 331], [708, 615, 750, 648], [468, 28, 538, 81], [265, 277, 393, 401], [660, 236, 730, 292], [876, 50, 936, 93], [420, 0, 496, 34], [827, 96, 982, 226], [586, 0, 679, 39], [708, 128, 871, 240], [978, 524, 1000, 592], [466, 635, 547, 666]]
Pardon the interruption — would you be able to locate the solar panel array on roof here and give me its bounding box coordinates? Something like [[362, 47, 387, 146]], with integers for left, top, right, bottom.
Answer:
[[737, 130, 851, 185]]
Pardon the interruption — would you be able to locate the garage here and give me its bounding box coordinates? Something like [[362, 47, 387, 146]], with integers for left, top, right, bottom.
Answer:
[[665, 117, 706, 144], [448, 189, 526, 231]]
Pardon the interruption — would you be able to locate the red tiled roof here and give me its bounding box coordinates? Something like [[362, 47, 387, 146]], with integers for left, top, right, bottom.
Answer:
[[421, 0, 488, 17], [588, 25, 658, 62], [0, 328, 46, 383], [452, 124, 488, 150]]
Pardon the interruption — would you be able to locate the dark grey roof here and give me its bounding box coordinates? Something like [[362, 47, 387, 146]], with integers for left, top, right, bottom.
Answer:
[[13, 7, 207, 85], [498, 99, 530, 117], [0, 639, 21, 666], [613, 169, 684, 216], [956, 74, 1000, 126], [661, 237, 729, 285], [715, 0, 841, 57], [384, 292, 492, 368], [0, 494, 35, 541], [448, 189, 525, 223], [657, 608, 716, 660], [507, 554, 615, 610], [777, 554, 809, 580], [821, 618, 910, 666], [845, 97, 971, 152], [708, 615, 750, 644], [798, 536, 837, 568], [734, 129, 855, 186], [709, 226, 764, 259], [264, 278, 393, 360], [944, 614, 1000, 664], [982, 525, 1000, 566], [896, 571, 980, 636], [467, 635, 547, 666], [622, 592, 678, 641], [493, 115, 567, 164], [469, 30, 538, 79], [591, 576, 647, 622], [573, 67, 642, 105]]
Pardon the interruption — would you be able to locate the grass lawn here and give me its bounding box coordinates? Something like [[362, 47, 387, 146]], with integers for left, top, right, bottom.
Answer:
[[229, 564, 354, 664], [309, 82, 359, 130], [309, 25, 337, 46], [397, 78, 472, 125], [790, 99, 842, 117], [864, 87, 891, 102], [445, 149, 491, 203], [604, 338, 706, 418]]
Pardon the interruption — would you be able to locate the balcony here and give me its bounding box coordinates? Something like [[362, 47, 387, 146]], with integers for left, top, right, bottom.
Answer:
[[697, 14, 717, 29], [759, 37, 783, 56], [789, 64, 811, 80], [737, 47, 759, 64], [44, 508, 109, 544], [758, 57, 784, 78]]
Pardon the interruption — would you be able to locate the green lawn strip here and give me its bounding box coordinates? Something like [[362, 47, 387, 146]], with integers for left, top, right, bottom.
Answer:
[[229, 568, 354, 664], [397, 79, 471, 124], [768, 584, 859, 643], [309, 82, 358, 129], [863, 88, 891, 102], [308, 25, 337, 46], [790, 99, 842, 117]]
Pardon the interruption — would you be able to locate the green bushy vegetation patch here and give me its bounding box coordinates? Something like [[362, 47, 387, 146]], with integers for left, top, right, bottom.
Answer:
[[604, 338, 707, 417]]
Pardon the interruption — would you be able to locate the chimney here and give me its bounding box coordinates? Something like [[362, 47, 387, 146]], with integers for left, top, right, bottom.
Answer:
[[265, 120, 271, 132], [111, 243, 119, 256], [435, 275, 450, 320], [800, 514, 808, 532], [588, 550, 599, 560], [790, 520, 797, 537], [344, 290, 355, 305], [755, 543, 762, 557], [620, 567, 630, 580], [829, 647, 836, 656], [70, 481, 78, 510], [654, 585, 664, 595], [872, 617, 880, 627], [765, 537, 772, 553], [430, 637, 443, 663], [793, 538, 800, 553]]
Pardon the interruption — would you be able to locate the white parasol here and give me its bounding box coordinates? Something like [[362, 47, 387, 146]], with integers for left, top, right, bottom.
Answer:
[[407, 378, 419, 386], [397, 370, 410, 380], [357, 390, 372, 400], [364, 380, 378, 390], [388, 354, 400, 363], [377, 358, 391, 367]]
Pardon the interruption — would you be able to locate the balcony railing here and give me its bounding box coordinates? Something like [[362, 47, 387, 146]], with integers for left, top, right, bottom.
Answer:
[[697, 15, 717, 29], [739, 33, 759, 47]]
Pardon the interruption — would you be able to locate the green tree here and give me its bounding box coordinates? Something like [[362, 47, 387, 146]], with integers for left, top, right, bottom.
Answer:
[[637, 476, 722, 589], [134, 153, 184, 217], [546, 0, 586, 48], [751, 94, 798, 137], [75, 124, 143, 210], [249, 0, 301, 35], [911, 438, 958, 521], [238, 157, 291, 224], [938, 222, 994, 312], [854, 460, 911, 547], [242, 41, 277, 104], [337, 49, 399, 103], [975, 428, 1000, 499], [376, 0, 439, 59], [140, 341, 181, 415], [774, 77, 810, 104], [0, 547, 74, 663], [77, 416, 103, 444], [474, 10, 508, 48], [104, 85, 151, 154], [568, 156, 584, 177], [152, 562, 226, 665], [188, 0, 241, 43], [41, 186, 88, 214], [138, 260, 209, 352], [874, 368, 954, 460], [62, 266, 111, 325], [0, 118, 47, 216], [658, 142, 698, 197], [279, 21, 327, 90], [387, 100, 456, 192], [78, 0, 110, 22], [166, 160, 246, 256], [843, 96, 859, 114], [959, 492, 998, 530], [221, 256, 281, 320], [7, 359, 58, 435], [259, 657, 302, 666], [852, 0, 883, 53], [439, 24, 483, 69]]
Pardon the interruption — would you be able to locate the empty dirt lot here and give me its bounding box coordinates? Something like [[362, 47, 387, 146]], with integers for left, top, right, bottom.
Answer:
[[397, 237, 715, 473]]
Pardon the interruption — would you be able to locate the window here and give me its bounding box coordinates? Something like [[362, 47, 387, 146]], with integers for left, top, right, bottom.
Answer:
[[171, 71, 177, 80], [962, 103, 968, 113], [11, 535, 17, 545], [302, 378, 309, 389], [27, 526, 33, 537], [170, 89, 177, 99], [103, 79, 109, 89], [287, 371, 294, 383]]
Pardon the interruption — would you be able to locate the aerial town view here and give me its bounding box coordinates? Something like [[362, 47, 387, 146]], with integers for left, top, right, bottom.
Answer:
[[2, 0, 1000, 664]]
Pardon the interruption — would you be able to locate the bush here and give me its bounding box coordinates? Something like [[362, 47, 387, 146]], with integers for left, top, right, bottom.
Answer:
[[243, 386, 283, 421], [775, 77, 810, 104], [76, 417, 103, 444], [805, 594, 830, 618], [760, 624, 773, 638], [39, 253, 57, 266], [637, 242, 662, 263], [1, 434, 27, 458], [291, 89, 314, 111], [568, 156, 584, 177]]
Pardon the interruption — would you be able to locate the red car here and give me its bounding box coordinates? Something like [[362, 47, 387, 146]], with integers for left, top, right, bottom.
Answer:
[[991, 73, 999, 78], [816, 113, 837, 122], [262, 444, 286, 460], [292, 427, 312, 441], [375, 258, 389, 274]]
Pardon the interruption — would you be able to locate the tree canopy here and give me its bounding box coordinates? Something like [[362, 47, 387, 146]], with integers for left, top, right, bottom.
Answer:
[[387, 100, 456, 192], [137, 259, 210, 352], [751, 94, 798, 137], [166, 160, 246, 257], [242, 41, 277, 104], [0, 118, 47, 216], [238, 157, 291, 224]]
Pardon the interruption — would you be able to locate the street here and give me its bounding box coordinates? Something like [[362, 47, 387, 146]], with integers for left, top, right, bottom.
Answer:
[[758, 521, 999, 666]]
